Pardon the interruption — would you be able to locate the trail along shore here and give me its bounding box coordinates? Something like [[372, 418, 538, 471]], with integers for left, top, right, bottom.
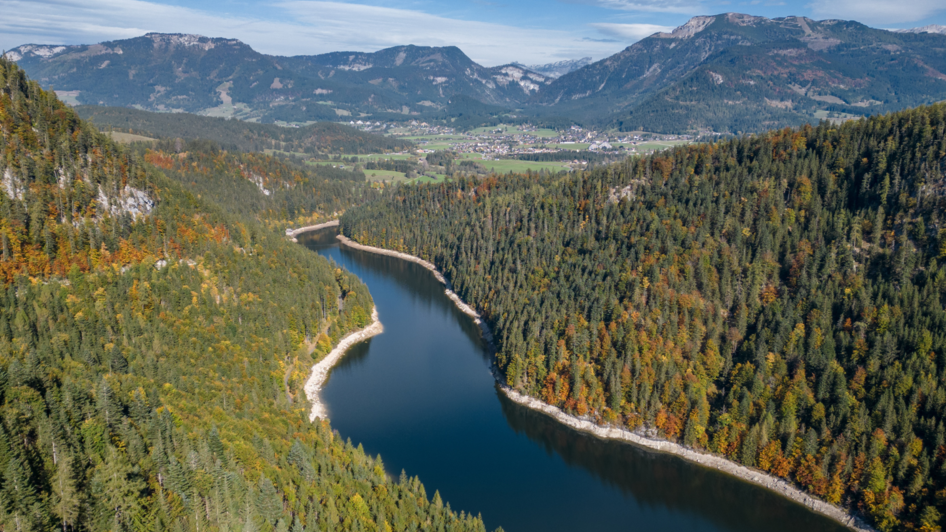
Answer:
[[334, 233, 875, 532]]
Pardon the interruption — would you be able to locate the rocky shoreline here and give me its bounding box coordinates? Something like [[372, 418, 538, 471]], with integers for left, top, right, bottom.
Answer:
[[335, 233, 875, 532], [286, 219, 339, 242], [303, 306, 383, 421]]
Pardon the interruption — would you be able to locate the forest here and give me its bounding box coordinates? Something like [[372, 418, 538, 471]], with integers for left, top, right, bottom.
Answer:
[[342, 104, 946, 531], [135, 138, 372, 231], [0, 58, 488, 531], [76, 106, 414, 155]]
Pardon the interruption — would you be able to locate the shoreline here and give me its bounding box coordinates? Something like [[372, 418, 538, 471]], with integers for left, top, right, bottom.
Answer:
[[286, 219, 339, 242], [335, 233, 874, 532], [303, 306, 383, 421]]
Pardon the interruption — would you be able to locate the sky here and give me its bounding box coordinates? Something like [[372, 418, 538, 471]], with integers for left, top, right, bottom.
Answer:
[[2, 0, 946, 66]]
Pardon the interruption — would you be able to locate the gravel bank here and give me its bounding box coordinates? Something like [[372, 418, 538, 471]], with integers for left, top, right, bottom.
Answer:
[[304, 306, 383, 421], [286, 219, 339, 242]]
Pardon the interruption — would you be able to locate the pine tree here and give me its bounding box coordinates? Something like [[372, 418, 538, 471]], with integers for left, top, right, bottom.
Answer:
[[94, 446, 144, 529], [50, 454, 79, 532], [255, 476, 282, 526]]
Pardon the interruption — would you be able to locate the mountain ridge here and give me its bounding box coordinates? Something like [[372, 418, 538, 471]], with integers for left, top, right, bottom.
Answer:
[[8, 14, 946, 133], [532, 13, 946, 132], [514, 57, 594, 79], [5, 35, 550, 122]]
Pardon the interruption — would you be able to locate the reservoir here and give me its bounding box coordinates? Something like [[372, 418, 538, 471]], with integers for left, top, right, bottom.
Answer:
[[300, 229, 849, 532]]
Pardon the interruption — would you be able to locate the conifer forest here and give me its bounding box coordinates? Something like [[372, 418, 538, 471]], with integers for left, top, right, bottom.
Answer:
[[343, 104, 946, 531]]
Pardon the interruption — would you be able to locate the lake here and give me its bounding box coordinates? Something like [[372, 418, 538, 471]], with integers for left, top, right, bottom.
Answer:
[[300, 229, 849, 532]]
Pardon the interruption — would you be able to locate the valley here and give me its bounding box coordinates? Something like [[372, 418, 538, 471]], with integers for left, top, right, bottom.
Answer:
[[3, 6, 946, 532]]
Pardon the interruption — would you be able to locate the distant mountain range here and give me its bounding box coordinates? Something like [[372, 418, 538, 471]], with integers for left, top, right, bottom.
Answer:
[[514, 58, 594, 79], [8, 14, 946, 133], [6, 34, 550, 123]]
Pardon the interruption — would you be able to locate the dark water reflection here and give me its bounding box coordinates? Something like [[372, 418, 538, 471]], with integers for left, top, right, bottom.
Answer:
[[299, 229, 848, 532]]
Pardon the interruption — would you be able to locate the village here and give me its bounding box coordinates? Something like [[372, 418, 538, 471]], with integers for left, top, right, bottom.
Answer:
[[345, 120, 692, 160]]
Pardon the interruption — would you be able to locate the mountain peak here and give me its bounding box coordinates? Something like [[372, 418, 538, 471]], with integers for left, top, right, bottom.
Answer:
[[655, 15, 717, 39]]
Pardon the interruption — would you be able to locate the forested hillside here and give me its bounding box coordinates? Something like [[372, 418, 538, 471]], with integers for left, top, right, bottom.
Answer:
[[76, 106, 412, 155], [138, 139, 370, 230], [343, 104, 946, 530], [0, 58, 487, 532]]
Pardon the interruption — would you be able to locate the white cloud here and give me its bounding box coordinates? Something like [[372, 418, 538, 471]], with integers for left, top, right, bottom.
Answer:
[[0, 0, 627, 65], [566, 0, 703, 14], [807, 0, 946, 24], [590, 23, 674, 41]]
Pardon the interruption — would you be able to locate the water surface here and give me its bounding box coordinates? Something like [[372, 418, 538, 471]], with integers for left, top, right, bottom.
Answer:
[[300, 229, 848, 532]]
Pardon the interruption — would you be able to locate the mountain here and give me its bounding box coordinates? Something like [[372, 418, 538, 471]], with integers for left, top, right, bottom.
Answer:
[[534, 13, 946, 132], [280, 46, 551, 109], [515, 57, 594, 79], [5, 34, 549, 122], [10, 16, 946, 134]]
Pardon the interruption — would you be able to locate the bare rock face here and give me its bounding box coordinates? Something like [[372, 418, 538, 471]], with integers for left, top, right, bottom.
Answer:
[[655, 16, 716, 39], [96, 186, 155, 220]]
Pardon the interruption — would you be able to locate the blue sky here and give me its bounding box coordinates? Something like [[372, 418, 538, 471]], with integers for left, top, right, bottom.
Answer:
[[2, 0, 945, 65]]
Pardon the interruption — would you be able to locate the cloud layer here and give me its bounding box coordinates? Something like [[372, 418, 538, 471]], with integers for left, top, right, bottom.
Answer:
[[590, 23, 675, 40], [566, 0, 703, 14], [807, 0, 946, 24], [0, 0, 641, 65]]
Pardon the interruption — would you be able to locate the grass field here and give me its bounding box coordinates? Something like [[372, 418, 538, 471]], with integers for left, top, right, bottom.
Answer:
[[631, 140, 690, 152], [108, 131, 156, 143], [468, 125, 559, 138], [365, 169, 407, 181], [483, 160, 569, 174], [457, 153, 569, 174], [360, 154, 417, 161]]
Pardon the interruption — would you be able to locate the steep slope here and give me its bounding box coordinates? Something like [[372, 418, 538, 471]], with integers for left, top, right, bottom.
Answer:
[[535, 14, 946, 132], [0, 57, 489, 532], [7, 35, 549, 121], [140, 139, 372, 231], [342, 103, 946, 531]]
